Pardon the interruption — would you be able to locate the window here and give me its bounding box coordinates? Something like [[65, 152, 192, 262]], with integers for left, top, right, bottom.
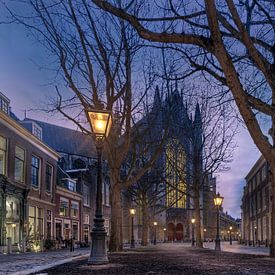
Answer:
[[28, 206, 44, 237], [166, 139, 186, 208], [68, 179, 76, 192], [59, 198, 69, 216], [0, 96, 9, 114], [31, 156, 40, 188], [14, 146, 25, 182], [71, 201, 79, 218], [28, 206, 35, 235], [36, 208, 44, 235], [83, 184, 90, 206], [0, 136, 7, 175], [46, 210, 52, 239], [45, 164, 53, 193], [72, 222, 78, 240], [84, 214, 89, 225], [32, 123, 42, 140]]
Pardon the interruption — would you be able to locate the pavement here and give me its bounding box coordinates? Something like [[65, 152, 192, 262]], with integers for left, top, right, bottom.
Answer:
[[204, 241, 269, 255], [37, 243, 275, 274], [0, 248, 90, 275], [0, 242, 272, 275]]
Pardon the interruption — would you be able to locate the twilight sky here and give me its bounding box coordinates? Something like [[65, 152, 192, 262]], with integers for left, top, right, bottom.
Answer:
[[0, 7, 262, 219]]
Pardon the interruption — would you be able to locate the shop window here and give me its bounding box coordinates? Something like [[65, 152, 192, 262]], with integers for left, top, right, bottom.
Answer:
[[31, 155, 40, 188], [59, 198, 69, 216], [71, 201, 79, 218], [72, 222, 78, 240], [46, 210, 52, 239], [84, 226, 89, 243], [28, 205, 44, 237], [45, 164, 53, 193], [14, 146, 25, 182], [36, 208, 44, 235], [0, 136, 7, 175]]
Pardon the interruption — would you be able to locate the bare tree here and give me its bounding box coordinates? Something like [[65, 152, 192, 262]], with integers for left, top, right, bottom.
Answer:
[[4, 0, 167, 251], [165, 87, 236, 247], [92, 0, 275, 257]]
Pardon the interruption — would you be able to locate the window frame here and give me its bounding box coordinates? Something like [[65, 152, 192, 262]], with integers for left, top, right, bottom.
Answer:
[[0, 135, 7, 176], [31, 155, 41, 188], [45, 163, 53, 194], [14, 146, 25, 183]]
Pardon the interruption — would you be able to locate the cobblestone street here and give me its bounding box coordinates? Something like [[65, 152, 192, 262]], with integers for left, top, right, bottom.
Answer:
[[0, 248, 90, 275], [36, 243, 275, 275]]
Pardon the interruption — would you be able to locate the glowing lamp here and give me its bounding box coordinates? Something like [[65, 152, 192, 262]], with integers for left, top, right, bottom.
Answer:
[[153, 221, 158, 226], [88, 109, 112, 140], [129, 208, 136, 216], [191, 218, 195, 224], [214, 192, 224, 207]]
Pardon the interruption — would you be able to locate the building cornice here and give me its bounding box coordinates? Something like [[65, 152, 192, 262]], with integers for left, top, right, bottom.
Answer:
[[245, 155, 265, 181], [0, 111, 59, 160], [56, 186, 82, 200], [28, 195, 56, 206]]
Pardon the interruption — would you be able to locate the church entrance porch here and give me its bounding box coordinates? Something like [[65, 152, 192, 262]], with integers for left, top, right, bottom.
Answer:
[[167, 222, 184, 241]]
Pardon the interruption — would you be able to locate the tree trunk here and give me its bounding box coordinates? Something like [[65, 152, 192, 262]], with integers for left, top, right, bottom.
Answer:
[[193, 188, 203, 248], [270, 167, 275, 257], [109, 169, 123, 252], [141, 201, 149, 246]]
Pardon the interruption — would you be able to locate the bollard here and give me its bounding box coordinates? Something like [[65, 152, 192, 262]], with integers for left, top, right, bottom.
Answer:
[[7, 237, 12, 254]]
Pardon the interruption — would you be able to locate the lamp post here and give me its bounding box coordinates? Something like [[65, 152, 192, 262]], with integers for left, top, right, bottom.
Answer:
[[129, 208, 136, 248], [229, 226, 233, 245], [254, 226, 257, 247], [163, 228, 167, 243], [214, 192, 224, 251], [191, 218, 196, 247], [203, 228, 207, 242], [88, 108, 112, 265], [153, 222, 158, 245]]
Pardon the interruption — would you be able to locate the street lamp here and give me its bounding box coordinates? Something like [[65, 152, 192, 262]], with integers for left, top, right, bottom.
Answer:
[[229, 226, 233, 245], [254, 226, 257, 247], [88, 108, 112, 265], [163, 228, 167, 243], [214, 192, 224, 251], [191, 218, 196, 247], [153, 222, 158, 245], [129, 208, 136, 248], [203, 228, 207, 242]]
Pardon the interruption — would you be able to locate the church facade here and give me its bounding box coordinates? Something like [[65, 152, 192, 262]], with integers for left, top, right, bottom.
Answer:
[[125, 87, 213, 244]]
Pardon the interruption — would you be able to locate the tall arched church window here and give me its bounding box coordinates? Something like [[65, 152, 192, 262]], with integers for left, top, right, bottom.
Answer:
[[165, 139, 187, 208]]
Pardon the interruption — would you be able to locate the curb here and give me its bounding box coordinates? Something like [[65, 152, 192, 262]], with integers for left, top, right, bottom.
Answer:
[[9, 253, 90, 275]]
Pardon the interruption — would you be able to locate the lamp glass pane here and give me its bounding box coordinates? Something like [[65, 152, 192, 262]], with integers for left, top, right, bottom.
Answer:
[[89, 111, 111, 137]]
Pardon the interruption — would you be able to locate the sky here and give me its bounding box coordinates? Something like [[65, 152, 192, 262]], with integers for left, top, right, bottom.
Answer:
[[0, 5, 262, 219]]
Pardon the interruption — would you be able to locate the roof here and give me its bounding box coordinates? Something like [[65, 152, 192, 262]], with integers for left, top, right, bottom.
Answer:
[[0, 111, 59, 160], [22, 118, 96, 158]]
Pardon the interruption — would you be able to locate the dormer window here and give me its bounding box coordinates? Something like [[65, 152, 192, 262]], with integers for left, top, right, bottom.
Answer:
[[32, 123, 42, 140], [0, 92, 10, 115]]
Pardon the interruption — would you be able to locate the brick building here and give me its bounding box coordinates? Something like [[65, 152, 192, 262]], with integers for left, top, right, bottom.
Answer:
[[241, 155, 270, 246], [0, 93, 59, 251]]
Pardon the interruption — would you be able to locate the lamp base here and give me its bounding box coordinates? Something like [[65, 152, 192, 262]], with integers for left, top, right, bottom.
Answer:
[[215, 239, 221, 251], [88, 227, 108, 265]]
